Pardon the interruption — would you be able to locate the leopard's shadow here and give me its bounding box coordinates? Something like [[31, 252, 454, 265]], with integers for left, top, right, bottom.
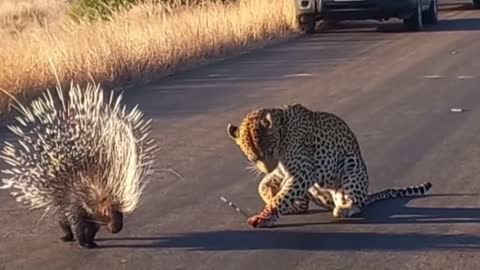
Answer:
[[93, 193, 480, 251], [275, 193, 480, 228]]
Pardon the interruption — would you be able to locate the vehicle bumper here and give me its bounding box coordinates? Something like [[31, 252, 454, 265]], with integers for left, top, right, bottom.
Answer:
[[295, 0, 321, 15], [320, 0, 417, 20]]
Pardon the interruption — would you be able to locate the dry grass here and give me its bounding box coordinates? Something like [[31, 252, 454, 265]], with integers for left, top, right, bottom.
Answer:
[[0, 0, 298, 115], [0, 0, 69, 36]]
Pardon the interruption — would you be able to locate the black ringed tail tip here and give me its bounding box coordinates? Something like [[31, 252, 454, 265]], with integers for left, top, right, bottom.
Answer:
[[424, 182, 432, 190], [366, 181, 433, 205], [417, 182, 433, 194]]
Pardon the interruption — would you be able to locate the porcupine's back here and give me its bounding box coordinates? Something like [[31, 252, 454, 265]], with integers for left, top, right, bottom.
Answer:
[[0, 82, 156, 216]]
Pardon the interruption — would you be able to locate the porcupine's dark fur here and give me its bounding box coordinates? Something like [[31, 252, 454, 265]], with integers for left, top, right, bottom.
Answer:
[[0, 82, 156, 249]]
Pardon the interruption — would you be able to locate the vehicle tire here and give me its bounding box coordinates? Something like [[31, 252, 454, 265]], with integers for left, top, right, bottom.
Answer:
[[474, 0, 480, 9], [298, 15, 316, 34], [403, 0, 423, 31], [422, 0, 438, 24]]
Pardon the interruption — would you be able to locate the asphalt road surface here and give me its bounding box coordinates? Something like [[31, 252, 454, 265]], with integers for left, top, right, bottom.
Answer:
[[2, 1, 480, 269]]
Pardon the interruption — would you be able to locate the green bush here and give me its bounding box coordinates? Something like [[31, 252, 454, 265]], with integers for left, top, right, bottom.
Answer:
[[70, 0, 141, 22], [69, 0, 238, 22]]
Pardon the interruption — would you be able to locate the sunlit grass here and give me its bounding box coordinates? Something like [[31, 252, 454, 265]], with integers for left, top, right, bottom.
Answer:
[[0, 0, 297, 114]]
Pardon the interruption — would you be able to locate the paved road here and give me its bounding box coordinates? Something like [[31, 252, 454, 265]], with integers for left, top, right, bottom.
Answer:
[[2, 1, 480, 269]]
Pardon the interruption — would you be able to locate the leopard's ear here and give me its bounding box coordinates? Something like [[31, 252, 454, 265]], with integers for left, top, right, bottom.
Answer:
[[227, 123, 239, 140], [264, 113, 274, 129]]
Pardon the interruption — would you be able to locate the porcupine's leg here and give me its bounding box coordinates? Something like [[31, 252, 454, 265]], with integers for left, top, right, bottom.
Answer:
[[84, 221, 100, 248], [59, 219, 74, 242], [69, 214, 97, 249], [71, 219, 88, 248]]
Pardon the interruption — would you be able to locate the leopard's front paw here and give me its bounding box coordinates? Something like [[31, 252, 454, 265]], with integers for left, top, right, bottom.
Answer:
[[333, 205, 361, 218], [247, 214, 276, 228], [247, 207, 279, 228], [333, 207, 347, 218]]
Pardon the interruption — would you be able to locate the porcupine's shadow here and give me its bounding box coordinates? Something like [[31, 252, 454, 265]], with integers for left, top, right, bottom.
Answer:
[[95, 193, 480, 251]]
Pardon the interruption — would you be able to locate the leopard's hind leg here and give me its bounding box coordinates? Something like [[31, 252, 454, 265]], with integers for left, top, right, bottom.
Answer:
[[332, 155, 368, 218], [307, 183, 335, 211]]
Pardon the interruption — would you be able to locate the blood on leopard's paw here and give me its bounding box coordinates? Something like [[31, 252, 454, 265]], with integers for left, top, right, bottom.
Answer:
[[247, 214, 276, 228], [247, 216, 259, 227], [247, 215, 265, 228]]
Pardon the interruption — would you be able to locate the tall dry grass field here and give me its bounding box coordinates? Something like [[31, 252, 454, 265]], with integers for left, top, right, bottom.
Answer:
[[0, 0, 297, 115], [0, 0, 69, 35]]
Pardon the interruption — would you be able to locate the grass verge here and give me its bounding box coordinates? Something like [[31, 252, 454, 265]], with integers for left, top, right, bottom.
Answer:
[[0, 0, 68, 36], [0, 0, 298, 116]]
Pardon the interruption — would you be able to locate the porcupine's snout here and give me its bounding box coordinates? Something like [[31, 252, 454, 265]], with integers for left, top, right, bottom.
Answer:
[[107, 211, 123, 234]]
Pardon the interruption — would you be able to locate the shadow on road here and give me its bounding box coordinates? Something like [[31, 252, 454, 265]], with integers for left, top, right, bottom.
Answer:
[[97, 193, 480, 251], [96, 230, 480, 251], [424, 18, 480, 31], [278, 193, 480, 227], [315, 10, 480, 34]]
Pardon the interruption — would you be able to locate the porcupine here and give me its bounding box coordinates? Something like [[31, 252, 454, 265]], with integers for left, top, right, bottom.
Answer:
[[0, 82, 156, 249]]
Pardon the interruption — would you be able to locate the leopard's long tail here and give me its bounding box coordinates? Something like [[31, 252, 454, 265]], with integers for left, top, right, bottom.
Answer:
[[365, 182, 432, 206]]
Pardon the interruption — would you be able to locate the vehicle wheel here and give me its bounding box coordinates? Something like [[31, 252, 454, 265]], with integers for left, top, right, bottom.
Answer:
[[422, 0, 438, 24], [474, 0, 480, 9], [403, 0, 423, 31], [298, 15, 316, 34]]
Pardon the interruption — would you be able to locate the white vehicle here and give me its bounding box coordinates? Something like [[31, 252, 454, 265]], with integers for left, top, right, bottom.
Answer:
[[295, 0, 322, 33], [295, 0, 438, 33]]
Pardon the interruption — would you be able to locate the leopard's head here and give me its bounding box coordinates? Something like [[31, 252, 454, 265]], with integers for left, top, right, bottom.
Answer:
[[227, 108, 282, 174]]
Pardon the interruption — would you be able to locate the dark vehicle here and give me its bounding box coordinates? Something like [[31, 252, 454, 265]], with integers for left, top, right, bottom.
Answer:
[[295, 0, 438, 33]]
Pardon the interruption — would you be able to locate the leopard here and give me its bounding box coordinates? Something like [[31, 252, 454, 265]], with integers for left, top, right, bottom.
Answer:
[[227, 104, 432, 228]]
